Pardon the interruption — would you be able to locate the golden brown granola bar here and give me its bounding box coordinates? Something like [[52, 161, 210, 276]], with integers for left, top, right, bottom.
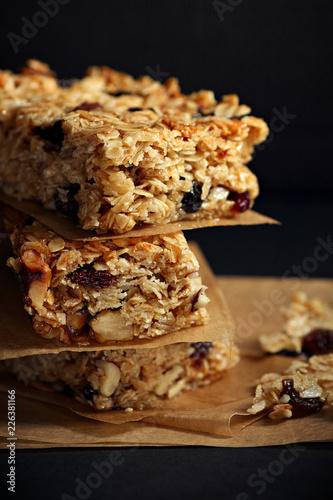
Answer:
[[0, 60, 268, 234], [4, 342, 240, 411], [3, 206, 209, 345]]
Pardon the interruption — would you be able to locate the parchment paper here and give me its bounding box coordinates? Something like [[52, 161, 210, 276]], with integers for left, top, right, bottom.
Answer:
[[0, 192, 279, 241], [0, 277, 332, 448]]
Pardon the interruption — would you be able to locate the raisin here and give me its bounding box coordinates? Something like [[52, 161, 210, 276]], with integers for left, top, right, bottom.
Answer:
[[190, 342, 213, 361], [228, 191, 251, 213], [109, 91, 133, 97], [64, 324, 88, 338], [74, 102, 103, 111], [181, 181, 203, 213], [281, 378, 324, 415], [82, 385, 98, 401], [127, 107, 143, 112], [302, 329, 333, 355], [54, 184, 80, 221], [70, 265, 119, 289], [34, 120, 64, 147]]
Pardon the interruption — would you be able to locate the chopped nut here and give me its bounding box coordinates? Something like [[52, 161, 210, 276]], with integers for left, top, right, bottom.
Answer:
[[20, 249, 51, 312], [154, 366, 184, 396], [97, 360, 121, 397], [89, 310, 134, 342], [167, 379, 186, 399], [191, 288, 210, 311]]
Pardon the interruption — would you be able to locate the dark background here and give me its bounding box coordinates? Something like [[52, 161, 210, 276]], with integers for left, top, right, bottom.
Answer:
[[1, 1, 332, 499]]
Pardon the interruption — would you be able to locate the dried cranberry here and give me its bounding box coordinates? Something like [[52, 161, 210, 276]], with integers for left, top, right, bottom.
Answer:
[[54, 184, 80, 221], [190, 342, 213, 360], [281, 378, 324, 415], [302, 329, 333, 355], [34, 120, 64, 147], [74, 102, 103, 111], [228, 191, 251, 213], [182, 182, 203, 213], [82, 385, 98, 401], [70, 265, 118, 289]]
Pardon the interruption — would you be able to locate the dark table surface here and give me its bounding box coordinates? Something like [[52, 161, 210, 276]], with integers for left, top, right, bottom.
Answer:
[[0, 192, 332, 500]]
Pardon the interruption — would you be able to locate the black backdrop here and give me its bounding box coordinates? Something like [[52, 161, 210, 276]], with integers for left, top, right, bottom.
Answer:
[[0, 4, 332, 500]]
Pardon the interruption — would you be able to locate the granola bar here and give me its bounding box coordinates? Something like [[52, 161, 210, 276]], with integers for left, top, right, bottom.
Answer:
[[4, 342, 240, 410], [259, 292, 333, 355], [247, 354, 333, 419], [3, 206, 209, 345], [0, 60, 268, 234]]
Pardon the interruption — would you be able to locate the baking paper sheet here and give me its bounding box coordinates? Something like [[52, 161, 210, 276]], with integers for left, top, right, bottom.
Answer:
[[0, 192, 279, 241], [0, 277, 332, 447]]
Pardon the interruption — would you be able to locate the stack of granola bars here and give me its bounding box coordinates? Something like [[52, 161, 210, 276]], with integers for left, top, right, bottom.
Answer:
[[0, 59, 269, 412]]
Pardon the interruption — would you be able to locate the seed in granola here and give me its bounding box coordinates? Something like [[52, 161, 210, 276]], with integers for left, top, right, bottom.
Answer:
[[280, 378, 324, 415], [74, 102, 103, 111], [228, 191, 250, 213], [302, 328, 333, 355], [128, 107, 143, 112], [54, 184, 80, 221], [82, 384, 98, 401], [181, 182, 203, 213], [34, 120, 64, 147], [70, 265, 119, 289]]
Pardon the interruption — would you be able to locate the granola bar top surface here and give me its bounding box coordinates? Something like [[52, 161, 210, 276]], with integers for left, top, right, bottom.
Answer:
[[3, 206, 209, 345], [0, 60, 269, 234], [247, 353, 333, 419], [4, 341, 240, 411], [259, 291, 333, 355]]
